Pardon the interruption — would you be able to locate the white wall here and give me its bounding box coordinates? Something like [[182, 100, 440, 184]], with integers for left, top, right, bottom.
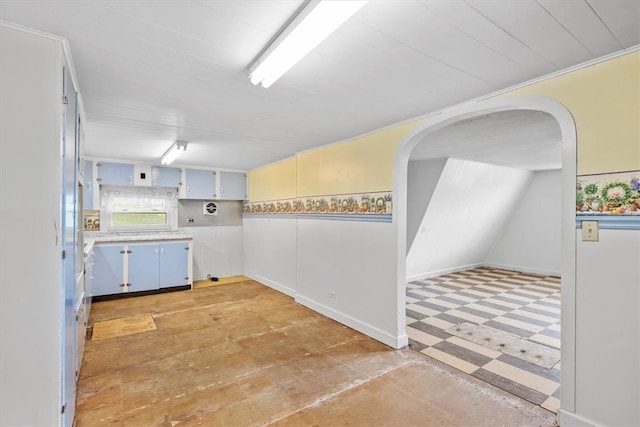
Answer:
[[0, 27, 63, 426], [180, 226, 243, 280], [243, 217, 297, 296], [486, 169, 561, 276], [406, 158, 533, 280], [406, 158, 447, 253], [558, 228, 640, 426]]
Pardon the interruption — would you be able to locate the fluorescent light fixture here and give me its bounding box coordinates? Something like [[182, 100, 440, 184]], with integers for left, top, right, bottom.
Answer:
[[161, 140, 188, 165], [249, 0, 368, 88]]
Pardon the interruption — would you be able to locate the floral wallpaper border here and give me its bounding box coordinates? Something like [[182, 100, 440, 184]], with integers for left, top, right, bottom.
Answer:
[[577, 170, 640, 215], [243, 191, 393, 216]]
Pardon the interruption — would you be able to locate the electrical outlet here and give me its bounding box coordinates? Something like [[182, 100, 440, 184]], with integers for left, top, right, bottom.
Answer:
[[581, 220, 599, 242], [329, 291, 336, 299], [188, 218, 195, 223]]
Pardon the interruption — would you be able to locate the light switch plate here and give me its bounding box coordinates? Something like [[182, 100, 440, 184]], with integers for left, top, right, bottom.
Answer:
[[581, 220, 599, 242]]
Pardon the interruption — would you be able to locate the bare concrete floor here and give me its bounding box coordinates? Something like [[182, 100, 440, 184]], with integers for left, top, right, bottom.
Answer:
[[77, 280, 558, 426]]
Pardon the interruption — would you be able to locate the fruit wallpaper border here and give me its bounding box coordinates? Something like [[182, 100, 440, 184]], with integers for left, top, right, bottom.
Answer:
[[243, 191, 393, 217], [577, 170, 640, 215]]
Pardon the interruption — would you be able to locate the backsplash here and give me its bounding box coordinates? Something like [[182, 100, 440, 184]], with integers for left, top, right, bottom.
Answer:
[[178, 200, 243, 227]]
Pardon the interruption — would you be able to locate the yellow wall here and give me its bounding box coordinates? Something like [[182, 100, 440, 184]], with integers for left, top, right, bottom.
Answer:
[[249, 51, 639, 201], [248, 157, 296, 202], [505, 52, 639, 175], [296, 121, 420, 197]]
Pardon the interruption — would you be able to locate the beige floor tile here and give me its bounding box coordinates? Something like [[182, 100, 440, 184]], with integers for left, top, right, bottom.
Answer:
[[483, 360, 560, 395], [421, 347, 479, 374]]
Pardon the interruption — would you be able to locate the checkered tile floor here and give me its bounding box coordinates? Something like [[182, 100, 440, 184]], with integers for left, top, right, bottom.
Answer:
[[406, 267, 561, 413]]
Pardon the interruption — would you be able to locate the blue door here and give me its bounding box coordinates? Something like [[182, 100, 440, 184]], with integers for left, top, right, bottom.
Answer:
[[92, 245, 125, 296], [127, 244, 160, 293], [159, 242, 189, 287], [61, 65, 77, 427], [83, 160, 93, 210]]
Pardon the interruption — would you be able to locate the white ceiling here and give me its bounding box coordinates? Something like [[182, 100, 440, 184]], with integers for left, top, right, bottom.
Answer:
[[1, 1, 638, 171], [411, 110, 562, 171]]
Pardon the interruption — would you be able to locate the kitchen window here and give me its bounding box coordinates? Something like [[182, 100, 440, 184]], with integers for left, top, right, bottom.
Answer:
[[101, 186, 178, 232]]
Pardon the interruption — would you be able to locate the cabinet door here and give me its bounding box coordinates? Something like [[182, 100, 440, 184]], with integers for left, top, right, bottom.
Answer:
[[96, 162, 133, 186], [159, 242, 189, 288], [151, 166, 182, 188], [84, 250, 94, 314], [92, 245, 125, 296], [184, 169, 216, 199], [83, 160, 93, 210], [127, 244, 160, 292], [219, 171, 247, 200]]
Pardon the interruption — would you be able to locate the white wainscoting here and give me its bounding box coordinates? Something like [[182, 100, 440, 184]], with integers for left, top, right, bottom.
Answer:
[[179, 226, 243, 280], [242, 217, 297, 296], [296, 218, 404, 348]]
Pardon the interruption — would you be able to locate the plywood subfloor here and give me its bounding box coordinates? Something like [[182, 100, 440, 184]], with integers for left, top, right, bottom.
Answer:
[[193, 275, 250, 289], [77, 281, 557, 426], [91, 313, 156, 341]]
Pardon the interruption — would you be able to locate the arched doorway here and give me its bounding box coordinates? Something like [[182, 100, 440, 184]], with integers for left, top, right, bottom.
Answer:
[[393, 95, 577, 414]]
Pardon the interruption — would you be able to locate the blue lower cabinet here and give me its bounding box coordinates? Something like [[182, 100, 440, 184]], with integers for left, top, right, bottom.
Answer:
[[159, 242, 189, 287], [93, 241, 190, 296], [93, 245, 125, 296], [127, 244, 160, 292]]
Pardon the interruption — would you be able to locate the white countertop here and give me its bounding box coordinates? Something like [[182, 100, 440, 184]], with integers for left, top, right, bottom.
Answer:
[[85, 231, 193, 244]]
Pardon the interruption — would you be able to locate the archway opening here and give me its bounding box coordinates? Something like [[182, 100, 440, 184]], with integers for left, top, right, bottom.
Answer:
[[393, 96, 577, 416]]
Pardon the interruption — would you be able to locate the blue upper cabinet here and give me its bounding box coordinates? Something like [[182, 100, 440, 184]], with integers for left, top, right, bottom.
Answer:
[[183, 169, 216, 199], [96, 162, 133, 186], [151, 166, 182, 188], [219, 171, 247, 200]]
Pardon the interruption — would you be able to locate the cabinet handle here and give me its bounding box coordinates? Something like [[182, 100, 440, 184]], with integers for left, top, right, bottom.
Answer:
[[120, 250, 125, 254], [119, 283, 125, 287], [126, 250, 132, 254], [160, 248, 164, 255], [128, 176, 133, 184], [155, 248, 159, 255], [184, 276, 189, 280]]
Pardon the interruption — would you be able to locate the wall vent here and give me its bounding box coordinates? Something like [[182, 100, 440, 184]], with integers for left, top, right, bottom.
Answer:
[[203, 201, 218, 216]]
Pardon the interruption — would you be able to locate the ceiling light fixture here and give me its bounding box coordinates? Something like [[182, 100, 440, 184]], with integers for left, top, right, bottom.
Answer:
[[161, 140, 188, 165], [249, 0, 368, 88]]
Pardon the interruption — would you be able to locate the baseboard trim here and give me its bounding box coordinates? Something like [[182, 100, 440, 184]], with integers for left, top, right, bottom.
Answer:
[[295, 294, 407, 349], [255, 274, 296, 298], [407, 263, 483, 282], [483, 262, 561, 277], [557, 409, 599, 427]]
